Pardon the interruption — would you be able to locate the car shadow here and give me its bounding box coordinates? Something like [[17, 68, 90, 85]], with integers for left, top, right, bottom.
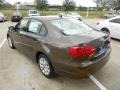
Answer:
[[112, 38, 120, 42]]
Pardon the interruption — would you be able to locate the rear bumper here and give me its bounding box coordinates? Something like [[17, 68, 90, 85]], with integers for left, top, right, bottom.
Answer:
[[55, 48, 111, 78]]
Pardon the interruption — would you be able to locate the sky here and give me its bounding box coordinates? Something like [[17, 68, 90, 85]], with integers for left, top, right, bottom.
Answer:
[[6, 0, 96, 7]]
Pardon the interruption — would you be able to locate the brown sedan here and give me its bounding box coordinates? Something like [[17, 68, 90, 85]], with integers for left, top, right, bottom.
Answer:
[[7, 16, 111, 78]]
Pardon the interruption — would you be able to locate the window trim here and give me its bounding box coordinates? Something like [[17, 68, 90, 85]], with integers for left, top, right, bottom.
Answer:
[[109, 18, 120, 24], [39, 25, 48, 37]]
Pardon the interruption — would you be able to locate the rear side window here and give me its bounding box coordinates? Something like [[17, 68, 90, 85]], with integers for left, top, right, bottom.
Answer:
[[28, 19, 42, 34], [40, 26, 47, 36], [28, 19, 47, 36], [110, 18, 120, 24]]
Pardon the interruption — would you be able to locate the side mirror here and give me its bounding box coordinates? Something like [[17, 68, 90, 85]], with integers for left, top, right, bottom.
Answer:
[[9, 26, 15, 30]]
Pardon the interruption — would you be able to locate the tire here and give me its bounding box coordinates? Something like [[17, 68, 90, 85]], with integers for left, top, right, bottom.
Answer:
[[2, 19, 4, 22], [11, 19, 14, 22], [101, 28, 110, 34], [38, 54, 55, 78], [7, 36, 15, 49], [104, 16, 107, 19]]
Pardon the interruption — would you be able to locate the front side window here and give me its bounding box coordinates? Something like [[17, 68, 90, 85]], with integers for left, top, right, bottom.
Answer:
[[51, 18, 93, 35], [15, 19, 29, 31], [110, 18, 120, 24], [28, 19, 42, 34]]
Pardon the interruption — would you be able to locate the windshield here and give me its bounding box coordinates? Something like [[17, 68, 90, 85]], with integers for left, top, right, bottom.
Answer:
[[51, 18, 93, 35]]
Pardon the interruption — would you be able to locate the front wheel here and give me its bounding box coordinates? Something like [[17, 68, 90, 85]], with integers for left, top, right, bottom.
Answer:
[[38, 54, 55, 78]]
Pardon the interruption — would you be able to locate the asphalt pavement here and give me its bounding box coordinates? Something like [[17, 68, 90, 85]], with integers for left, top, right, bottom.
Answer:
[[0, 19, 120, 90]]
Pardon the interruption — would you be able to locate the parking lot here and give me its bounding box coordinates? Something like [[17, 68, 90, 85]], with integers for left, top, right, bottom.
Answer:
[[0, 19, 120, 90]]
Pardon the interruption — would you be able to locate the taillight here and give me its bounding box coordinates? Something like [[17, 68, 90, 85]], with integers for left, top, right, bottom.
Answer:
[[69, 45, 95, 57], [107, 36, 111, 43]]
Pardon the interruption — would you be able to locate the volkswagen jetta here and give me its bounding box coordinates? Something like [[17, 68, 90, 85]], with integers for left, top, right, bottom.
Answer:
[[7, 16, 111, 78]]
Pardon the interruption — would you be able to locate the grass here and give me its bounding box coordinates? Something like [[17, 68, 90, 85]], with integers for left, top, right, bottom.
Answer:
[[0, 10, 105, 20]]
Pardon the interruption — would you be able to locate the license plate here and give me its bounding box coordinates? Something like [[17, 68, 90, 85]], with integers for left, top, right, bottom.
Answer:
[[97, 44, 107, 53]]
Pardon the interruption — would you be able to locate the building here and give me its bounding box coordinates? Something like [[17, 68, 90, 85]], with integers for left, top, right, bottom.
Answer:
[[48, 5, 63, 10], [22, 2, 35, 10]]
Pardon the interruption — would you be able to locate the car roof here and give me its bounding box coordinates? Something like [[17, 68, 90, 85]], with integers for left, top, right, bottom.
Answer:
[[29, 10, 38, 11], [13, 12, 21, 14], [98, 16, 120, 23], [25, 15, 69, 21], [107, 16, 120, 21], [13, 12, 22, 15]]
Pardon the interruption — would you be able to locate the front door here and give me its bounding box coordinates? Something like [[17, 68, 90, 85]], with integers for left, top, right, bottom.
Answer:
[[109, 18, 120, 39], [16, 19, 47, 58]]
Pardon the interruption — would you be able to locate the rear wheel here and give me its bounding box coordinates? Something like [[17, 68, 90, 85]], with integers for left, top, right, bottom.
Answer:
[[2, 19, 4, 22], [38, 54, 55, 78], [7, 36, 15, 49], [11, 18, 14, 22]]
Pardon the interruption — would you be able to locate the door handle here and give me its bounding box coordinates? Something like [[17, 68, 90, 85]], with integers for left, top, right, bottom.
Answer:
[[33, 38, 39, 42]]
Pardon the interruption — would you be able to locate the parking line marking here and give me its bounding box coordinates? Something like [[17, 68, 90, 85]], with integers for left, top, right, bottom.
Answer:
[[89, 75, 107, 90], [112, 43, 120, 48], [0, 38, 7, 49]]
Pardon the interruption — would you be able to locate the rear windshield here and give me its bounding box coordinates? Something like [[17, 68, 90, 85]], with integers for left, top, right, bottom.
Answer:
[[51, 18, 93, 35], [30, 11, 38, 14]]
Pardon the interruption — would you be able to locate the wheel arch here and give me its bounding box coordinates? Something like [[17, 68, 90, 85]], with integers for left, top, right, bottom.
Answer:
[[36, 51, 56, 73], [101, 27, 110, 33], [36, 51, 52, 64]]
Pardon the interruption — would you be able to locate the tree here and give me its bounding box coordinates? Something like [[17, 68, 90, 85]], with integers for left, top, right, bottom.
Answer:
[[4, 2, 12, 9], [63, 0, 76, 13], [94, 0, 120, 12], [112, 0, 120, 12], [78, 6, 87, 11], [0, 0, 4, 3], [0, 0, 5, 9], [94, 0, 100, 10], [94, 0, 113, 10], [35, 0, 48, 13]]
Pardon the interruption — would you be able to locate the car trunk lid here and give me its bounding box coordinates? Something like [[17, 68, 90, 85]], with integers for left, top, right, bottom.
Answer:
[[65, 30, 110, 57]]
